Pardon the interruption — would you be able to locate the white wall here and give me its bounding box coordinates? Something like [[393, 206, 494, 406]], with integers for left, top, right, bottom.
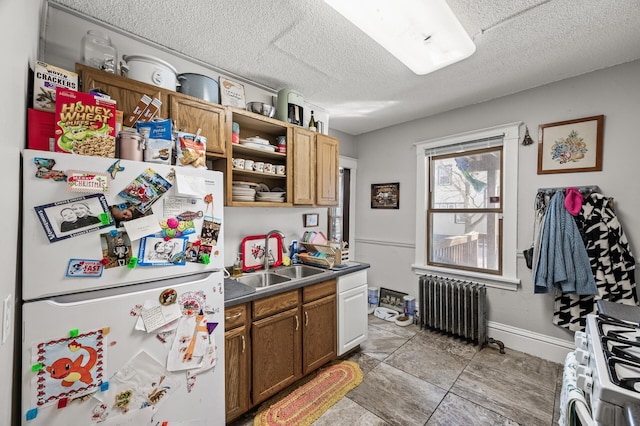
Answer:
[[354, 60, 640, 350], [1, 1, 42, 423]]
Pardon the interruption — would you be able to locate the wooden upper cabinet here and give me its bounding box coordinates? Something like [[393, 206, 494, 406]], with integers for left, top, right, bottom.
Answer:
[[292, 127, 316, 205], [76, 63, 168, 120], [316, 134, 339, 206], [170, 95, 226, 156]]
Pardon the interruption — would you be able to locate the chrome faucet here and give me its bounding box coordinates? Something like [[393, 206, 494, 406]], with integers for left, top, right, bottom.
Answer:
[[264, 230, 286, 272]]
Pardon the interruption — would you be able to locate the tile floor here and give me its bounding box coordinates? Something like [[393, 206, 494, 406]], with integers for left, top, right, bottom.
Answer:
[[231, 315, 564, 426]]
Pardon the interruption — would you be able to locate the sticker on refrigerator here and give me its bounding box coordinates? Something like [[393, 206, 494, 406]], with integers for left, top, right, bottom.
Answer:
[[34, 193, 112, 243], [34, 157, 67, 181], [66, 259, 104, 277], [32, 328, 105, 407], [137, 235, 187, 266], [118, 168, 172, 213], [66, 170, 110, 193]]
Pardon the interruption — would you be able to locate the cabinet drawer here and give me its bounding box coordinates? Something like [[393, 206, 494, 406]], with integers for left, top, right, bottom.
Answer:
[[303, 279, 336, 303], [338, 270, 367, 292], [253, 290, 299, 320], [225, 304, 248, 330]]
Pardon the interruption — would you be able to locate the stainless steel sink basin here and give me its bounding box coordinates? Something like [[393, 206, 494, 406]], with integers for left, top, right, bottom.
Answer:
[[274, 265, 327, 279], [235, 272, 291, 290]]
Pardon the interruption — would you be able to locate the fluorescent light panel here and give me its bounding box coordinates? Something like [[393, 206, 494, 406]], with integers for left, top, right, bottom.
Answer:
[[325, 0, 475, 75]]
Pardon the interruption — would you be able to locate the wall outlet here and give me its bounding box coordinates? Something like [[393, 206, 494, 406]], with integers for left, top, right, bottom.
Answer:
[[1, 294, 12, 345]]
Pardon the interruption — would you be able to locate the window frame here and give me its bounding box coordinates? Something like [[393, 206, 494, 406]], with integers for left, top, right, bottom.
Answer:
[[413, 122, 521, 291]]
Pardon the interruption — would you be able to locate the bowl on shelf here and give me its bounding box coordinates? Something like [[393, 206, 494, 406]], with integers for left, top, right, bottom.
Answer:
[[246, 102, 276, 118]]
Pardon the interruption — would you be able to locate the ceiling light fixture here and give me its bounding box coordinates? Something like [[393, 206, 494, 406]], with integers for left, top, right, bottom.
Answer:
[[324, 0, 476, 75]]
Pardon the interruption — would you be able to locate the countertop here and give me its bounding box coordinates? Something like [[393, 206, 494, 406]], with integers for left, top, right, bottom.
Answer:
[[224, 261, 370, 307]]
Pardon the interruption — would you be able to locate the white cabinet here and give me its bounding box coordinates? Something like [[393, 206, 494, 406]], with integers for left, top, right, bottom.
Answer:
[[337, 270, 368, 355]]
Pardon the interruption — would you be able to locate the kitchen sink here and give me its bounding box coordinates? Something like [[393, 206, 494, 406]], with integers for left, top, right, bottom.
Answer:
[[273, 265, 327, 279], [235, 272, 291, 290]]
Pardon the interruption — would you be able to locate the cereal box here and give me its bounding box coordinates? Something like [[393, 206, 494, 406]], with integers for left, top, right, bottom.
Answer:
[[33, 61, 78, 112], [54, 87, 117, 157]]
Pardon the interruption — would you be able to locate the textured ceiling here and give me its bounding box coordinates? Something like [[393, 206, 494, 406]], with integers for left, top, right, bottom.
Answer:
[[51, 0, 640, 135]]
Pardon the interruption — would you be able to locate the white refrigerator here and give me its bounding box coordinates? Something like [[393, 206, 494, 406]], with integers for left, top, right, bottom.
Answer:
[[20, 149, 225, 425]]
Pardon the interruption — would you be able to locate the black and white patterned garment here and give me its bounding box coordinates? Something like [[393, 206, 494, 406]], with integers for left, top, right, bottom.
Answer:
[[553, 193, 637, 331]]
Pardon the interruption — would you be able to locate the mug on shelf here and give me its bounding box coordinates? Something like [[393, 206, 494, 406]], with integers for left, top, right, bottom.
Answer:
[[276, 165, 286, 175], [232, 157, 245, 169], [264, 163, 274, 174], [253, 161, 265, 172], [244, 159, 255, 170]]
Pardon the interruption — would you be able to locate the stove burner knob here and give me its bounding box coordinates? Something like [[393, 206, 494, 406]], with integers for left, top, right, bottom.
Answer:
[[576, 364, 592, 378], [576, 374, 593, 395], [574, 331, 588, 350], [575, 348, 590, 365]]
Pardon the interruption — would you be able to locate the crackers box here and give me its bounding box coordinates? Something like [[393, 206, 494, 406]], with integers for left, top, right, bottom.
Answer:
[[54, 87, 117, 157], [33, 61, 78, 112]]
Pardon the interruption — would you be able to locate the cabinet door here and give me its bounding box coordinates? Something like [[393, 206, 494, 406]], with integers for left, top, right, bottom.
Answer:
[[338, 284, 368, 356], [170, 95, 226, 156], [316, 134, 339, 206], [303, 294, 337, 374], [252, 307, 301, 403], [292, 128, 316, 205], [76, 64, 168, 119], [225, 325, 250, 422]]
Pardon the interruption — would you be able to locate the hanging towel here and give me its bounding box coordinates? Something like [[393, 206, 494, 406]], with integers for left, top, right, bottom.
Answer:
[[534, 192, 597, 295], [559, 351, 591, 426]]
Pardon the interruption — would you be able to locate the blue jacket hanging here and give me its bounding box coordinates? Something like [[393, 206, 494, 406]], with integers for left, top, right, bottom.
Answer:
[[534, 191, 597, 295]]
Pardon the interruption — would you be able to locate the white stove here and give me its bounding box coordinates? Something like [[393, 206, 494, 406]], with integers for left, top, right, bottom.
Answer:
[[574, 312, 640, 426]]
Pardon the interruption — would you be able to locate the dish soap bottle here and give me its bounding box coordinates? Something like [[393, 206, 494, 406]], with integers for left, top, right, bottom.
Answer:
[[232, 253, 243, 278], [308, 111, 317, 132]]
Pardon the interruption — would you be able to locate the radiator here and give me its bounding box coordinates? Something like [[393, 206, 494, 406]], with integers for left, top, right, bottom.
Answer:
[[418, 274, 489, 346]]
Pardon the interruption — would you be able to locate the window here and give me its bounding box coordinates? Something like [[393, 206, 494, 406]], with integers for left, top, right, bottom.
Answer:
[[428, 147, 502, 274], [413, 123, 521, 290]]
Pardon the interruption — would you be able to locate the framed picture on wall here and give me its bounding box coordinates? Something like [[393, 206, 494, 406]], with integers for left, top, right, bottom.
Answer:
[[537, 115, 604, 174], [371, 182, 400, 209], [303, 213, 319, 227]]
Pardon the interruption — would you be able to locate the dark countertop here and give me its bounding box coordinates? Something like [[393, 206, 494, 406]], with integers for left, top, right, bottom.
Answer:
[[224, 261, 370, 307]]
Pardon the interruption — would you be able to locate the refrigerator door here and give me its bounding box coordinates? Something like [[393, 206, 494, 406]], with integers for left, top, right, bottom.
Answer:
[[22, 149, 224, 301], [20, 271, 225, 425]]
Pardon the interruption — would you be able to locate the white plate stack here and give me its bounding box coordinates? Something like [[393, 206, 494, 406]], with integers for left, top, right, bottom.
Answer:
[[232, 184, 256, 202], [239, 136, 276, 152], [255, 191, 286, 203]]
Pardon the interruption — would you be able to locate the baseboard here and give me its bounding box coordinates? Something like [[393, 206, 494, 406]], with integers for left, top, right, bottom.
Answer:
[[487, 320, 574, 364]]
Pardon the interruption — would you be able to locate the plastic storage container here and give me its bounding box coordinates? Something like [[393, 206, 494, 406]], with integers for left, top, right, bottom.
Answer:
[[81, 30, 117, 73]]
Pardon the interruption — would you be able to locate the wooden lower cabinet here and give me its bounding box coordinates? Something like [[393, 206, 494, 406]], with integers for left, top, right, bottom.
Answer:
[[225, 304, 250, 423], [302, 294, 337, 374], [225, 281, 337, 422], [251, 307, 302, 404]]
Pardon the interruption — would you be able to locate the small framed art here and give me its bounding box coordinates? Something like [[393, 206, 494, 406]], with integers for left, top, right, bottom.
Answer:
[[537, 115, 604, 174], [371, 182, 399, 209], [303, 213, 319, 227]]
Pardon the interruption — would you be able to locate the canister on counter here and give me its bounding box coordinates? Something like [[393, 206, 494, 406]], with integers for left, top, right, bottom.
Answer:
[[116, 129, 144, 161]]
